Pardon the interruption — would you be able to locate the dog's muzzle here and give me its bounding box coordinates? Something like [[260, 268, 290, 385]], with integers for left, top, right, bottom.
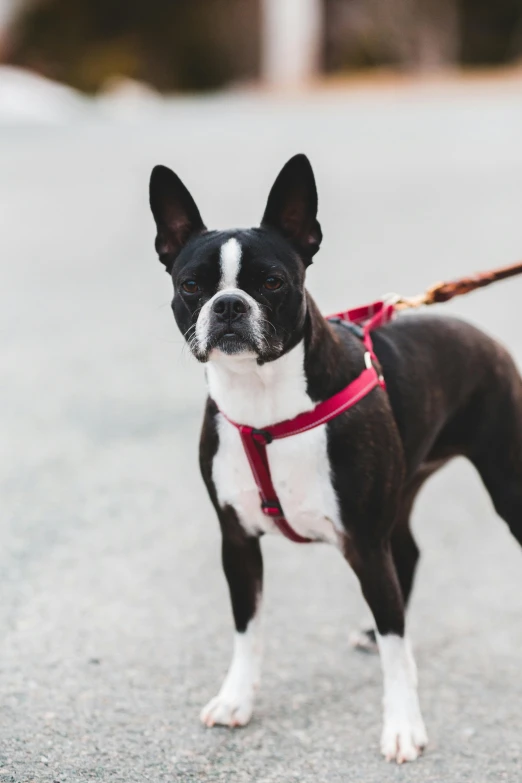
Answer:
[[194, 290, 262, 359]]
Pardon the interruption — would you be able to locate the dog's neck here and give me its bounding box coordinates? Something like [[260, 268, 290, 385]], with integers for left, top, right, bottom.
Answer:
[[205, 293, 344, 428], [206, 340, 312, 428]]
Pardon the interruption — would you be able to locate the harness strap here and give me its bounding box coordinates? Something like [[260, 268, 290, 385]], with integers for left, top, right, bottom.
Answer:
[[329, 299, 396, 365], [238, 427, 312, 544], [220, 299, 395, 544], [240, 366, 381, 442]]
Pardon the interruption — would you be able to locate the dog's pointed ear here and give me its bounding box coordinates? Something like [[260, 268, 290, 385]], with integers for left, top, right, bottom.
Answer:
[[261, 154, 322, 262], [149, 165, 206, 270]]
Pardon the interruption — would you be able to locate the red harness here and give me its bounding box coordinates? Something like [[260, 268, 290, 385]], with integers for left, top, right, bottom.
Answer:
[[221, 300, 395, 543]]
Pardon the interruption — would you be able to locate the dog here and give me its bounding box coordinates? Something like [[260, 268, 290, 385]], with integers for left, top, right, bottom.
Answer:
[[149, 154, 522, 763]]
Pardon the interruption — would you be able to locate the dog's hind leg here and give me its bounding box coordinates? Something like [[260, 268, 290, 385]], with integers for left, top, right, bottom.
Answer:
[[470, 437, 522, 547], [467, 360, 522, 548], [473, 458, 522, 546], [200, 510, 263, 729]]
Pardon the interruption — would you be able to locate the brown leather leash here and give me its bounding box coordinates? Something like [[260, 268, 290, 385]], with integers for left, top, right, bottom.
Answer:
[[394, 260, 522, 311]]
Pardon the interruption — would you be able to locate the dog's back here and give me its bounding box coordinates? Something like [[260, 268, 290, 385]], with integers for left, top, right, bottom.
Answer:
[[373, 314, 522, 478]]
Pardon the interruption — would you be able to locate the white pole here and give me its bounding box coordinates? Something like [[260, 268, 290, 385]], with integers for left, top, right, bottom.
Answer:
[[261, 0, 323, 88], [0, 0, 24, 55]]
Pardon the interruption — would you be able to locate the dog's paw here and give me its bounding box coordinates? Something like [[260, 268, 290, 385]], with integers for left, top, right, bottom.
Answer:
[[349, 628, 378, 654], [380, 712, 428, 764], [200, 688, 254, 728]]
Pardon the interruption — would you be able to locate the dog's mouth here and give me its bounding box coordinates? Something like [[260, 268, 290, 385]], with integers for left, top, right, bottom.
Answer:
[[188, 315, 285, 365], [215, 331, 253, 355], [192, 324, 259, 362]]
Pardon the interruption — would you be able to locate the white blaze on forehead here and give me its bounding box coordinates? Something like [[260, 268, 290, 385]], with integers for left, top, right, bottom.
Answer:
[[219, 237, 242, 289]]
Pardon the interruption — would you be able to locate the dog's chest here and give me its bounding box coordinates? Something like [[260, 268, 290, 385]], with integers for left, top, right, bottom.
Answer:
[[207, 343, 342, 544]]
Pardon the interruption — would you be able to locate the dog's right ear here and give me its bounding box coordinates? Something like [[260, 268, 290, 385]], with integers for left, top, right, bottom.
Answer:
[[149, 165, 206, 271]]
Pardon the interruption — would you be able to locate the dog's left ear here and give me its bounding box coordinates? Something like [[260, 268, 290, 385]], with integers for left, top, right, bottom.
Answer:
[[261, 154, 322, 263], [149, 165, 206, 271]]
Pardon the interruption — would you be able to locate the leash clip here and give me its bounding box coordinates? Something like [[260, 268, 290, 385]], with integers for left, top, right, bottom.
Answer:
[[382, 291, 401, 305]]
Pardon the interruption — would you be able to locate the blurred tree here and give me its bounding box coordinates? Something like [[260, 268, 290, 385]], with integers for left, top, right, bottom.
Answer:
[[5, 0, 260, 92], [460, 0, 522, 64], [324, 0, 522, 72], [324, 0, 457, 69]]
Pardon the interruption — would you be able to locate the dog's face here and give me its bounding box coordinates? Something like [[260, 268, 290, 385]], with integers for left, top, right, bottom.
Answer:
[[149, 154, 322, 363]]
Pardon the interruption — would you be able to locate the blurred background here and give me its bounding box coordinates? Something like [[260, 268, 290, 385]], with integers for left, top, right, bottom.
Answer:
[[2, 2, 522, 782], [1, 0, 522, 95]]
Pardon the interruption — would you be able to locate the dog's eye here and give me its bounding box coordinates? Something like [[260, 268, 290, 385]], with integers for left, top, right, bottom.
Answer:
[[264, 276, 283, 291], [181, 280, 199, 294]]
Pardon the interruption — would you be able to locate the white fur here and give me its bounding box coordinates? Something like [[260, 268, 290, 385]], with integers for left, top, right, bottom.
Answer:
[[200, 609, 262, 727], [377, 633, 428, 763], [219, 237, 242, 289], [207, 341, 342, 544]]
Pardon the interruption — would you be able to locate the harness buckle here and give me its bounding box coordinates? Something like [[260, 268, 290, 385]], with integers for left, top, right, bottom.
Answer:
[[364, 350, 385, 386], [261, 500, 283, 517], [251, 428, 273, 444]]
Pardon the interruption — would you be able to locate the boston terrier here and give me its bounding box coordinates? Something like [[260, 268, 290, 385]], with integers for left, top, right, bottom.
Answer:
[[149, 154, 522, 763]]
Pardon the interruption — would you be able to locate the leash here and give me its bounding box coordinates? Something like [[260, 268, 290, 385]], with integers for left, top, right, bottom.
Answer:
[[393, 259, 522, 310], [222, 259, 522, 544]]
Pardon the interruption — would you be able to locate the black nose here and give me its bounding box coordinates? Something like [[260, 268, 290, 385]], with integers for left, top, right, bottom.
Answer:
[[212, 294, 249, 322]]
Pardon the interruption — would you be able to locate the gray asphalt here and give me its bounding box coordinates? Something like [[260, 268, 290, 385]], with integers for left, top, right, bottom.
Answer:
[[2, 79, 522, 782]]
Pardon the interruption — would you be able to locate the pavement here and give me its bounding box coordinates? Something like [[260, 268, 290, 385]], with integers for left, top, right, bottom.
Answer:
[[2, 78, 522, 782]]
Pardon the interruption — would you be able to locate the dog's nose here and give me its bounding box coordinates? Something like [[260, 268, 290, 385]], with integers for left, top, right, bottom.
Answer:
[[212, 294, 249, 322]]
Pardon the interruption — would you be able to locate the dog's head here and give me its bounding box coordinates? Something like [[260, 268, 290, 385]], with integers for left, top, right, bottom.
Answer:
[[149, 154, 322, 364]]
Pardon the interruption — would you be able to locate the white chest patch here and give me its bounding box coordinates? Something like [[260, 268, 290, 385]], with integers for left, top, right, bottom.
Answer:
[[207, 342, 342, 545]]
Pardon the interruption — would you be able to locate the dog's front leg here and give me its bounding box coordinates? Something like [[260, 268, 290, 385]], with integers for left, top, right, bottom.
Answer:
[[348, 542, 427, 763], [200, 528, 263, 728]]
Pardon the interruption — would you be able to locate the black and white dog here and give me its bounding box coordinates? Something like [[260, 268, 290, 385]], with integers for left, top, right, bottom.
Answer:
[[149, 154, 522, 763]]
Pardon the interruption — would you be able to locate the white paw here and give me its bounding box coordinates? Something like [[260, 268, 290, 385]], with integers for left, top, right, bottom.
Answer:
[[349, 628, 378, 654], [202, 624, 261, 728], [381, 712, 428, 763], [200, 686, 255, 728]]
